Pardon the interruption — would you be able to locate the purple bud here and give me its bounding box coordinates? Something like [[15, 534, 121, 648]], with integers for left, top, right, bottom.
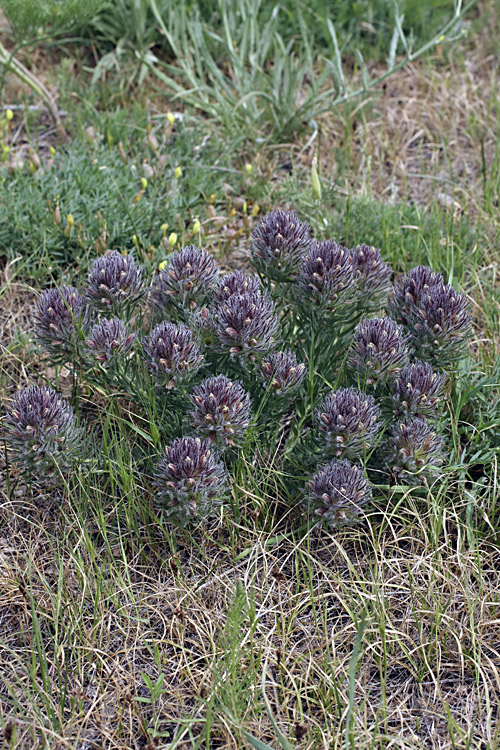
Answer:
[[348, 317, 410, 387], [86, 250, 144, 311], [3, 386, 82, 477], [34, 286, 88, 361], [150, 245, 218, 315], [154, 436, 228, 525], [350, 244, 392, 311], [212, 292, 279, 357], [213, 270, 262, 303], [142, 322, 204, 388], [85, 318, 135, 364], [188, 375, 251, 447], [308, 459, 372, 527], [316, 387, 381, 460], [252, 210, 313, 280], [391, 361, 446, 419], [260, 350, 306, 396], [299, 240, 354, 312], [388, 418, 443, 483]]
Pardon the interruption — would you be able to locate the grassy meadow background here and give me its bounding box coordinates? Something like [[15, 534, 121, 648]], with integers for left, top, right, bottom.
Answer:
[[1, 0, 500, 748]]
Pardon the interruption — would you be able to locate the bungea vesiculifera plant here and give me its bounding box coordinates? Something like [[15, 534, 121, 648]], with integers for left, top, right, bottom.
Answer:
[[5, 211, 473, 524]]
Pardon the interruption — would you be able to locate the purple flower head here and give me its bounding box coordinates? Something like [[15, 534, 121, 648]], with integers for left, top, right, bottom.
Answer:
[[212, 292, 279, 357], [388, 418, 443, 483], [154, 436, 228, 525], [213, 270, 262, 303], [142, 321, 204, 388], [260, 350, 306, 397], [188, 375, 251, 447], [392, 361, 446, 419], [389, 265, 444, 327], [4, 386, 82, 476], [307, 459, 372, 527], [85, 318, 135, 365], [299, 240, 354, 312], [150, 245, 218, 315], [316, 387, 381, 460], [34, 286, 88, 361], [389, 266, 471, 368], [252, 210, 313, 280], [348, 317, 410, 387], [350, 244, 392, 310], [86, 250, 144, 311]]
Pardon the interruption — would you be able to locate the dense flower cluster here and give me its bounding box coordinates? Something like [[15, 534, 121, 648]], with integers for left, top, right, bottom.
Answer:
[[86, 250, 144, 311], [12, 207, 474, 527], [34, 286, 88, 361], [260, 350, 306, 396], [316, 388, 381, 460], [188, 375, 251, 446], [212, 291, 279, 356], [3, 386, 81, 477], [154, 437, 227, 525], [307, 459, 372, 527], [142, 321, 204, 388], [391, 362, 445, 419], [252, 209, 313, 280], [299, 240, 353, 312], [348, 317, 410, 387], [150, 245, 218, 315], [85, 318, 135, 364]]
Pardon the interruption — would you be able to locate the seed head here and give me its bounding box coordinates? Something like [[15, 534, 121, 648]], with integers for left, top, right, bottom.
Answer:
[[260, 350, 306, 397], [388, 418, 443, 483], [299, 240, 354, 312], [212, 292, 279, 357], [85, 318, 135, 364], [142, 321, 204, 388], [391, 361, 446, 419], [3, 386, 82, 477], [316, 387, 381, 460], [350, 244, 392, 311], [251, 210, 313, 280], [154, 436, 228, 525], [188, 375, 251, 447], [86, 250, 144, 311], [34, 286, 88, 362], [150, 245, 218, 315], [348, 317, 410, 387], [307, 459, 372, 527]]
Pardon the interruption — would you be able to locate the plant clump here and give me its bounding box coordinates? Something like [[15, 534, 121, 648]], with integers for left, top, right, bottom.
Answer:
[[150, 245, 218, 316], [308, 459, 372, 527], [251, 209, 313, 280], [316, 388, 381, 460], [142, 321, 204, 388], [348, 317, 410, 387], [34, 285, 88, 362], [188, 375, 251, 447], [86, 250, 144, 312]]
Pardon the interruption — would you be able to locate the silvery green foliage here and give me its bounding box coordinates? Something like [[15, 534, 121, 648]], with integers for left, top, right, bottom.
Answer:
[[350, 244, 392, 311], [85, 318, 135, 365], [188, 375, 251, 447], [154, 437, 227, 525], [388, 418, 443, 482], [316, 387, 381, 460], [150, 245, 218, 315], [391, 362, 445, 420], [298, 240, 354, 312], [34, 285, 88, 362], [86, 250, 144, 312], [348, 317, 410, 387], [389, 265, 471, 369], [251, 209, 313, 280], [212, 291, 279, 357], [4, 386, 82, 478], [142, 321, 204, 388], [260, 350, 306, 397], [308, 459, 372, 527]]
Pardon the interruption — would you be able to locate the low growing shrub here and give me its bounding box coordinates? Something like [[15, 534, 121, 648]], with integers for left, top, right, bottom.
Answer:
[[3, 210, 473, 528]]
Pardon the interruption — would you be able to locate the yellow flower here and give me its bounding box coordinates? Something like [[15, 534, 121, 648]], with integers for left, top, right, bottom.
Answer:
[[175, 166, 182, 179], [49, 146, 56, 157], [192, 219, 201, 233], [167, 112, 175, 126], [159, 259, 168, 271], [168, 232, 178, 248], [67, 214, 74, 229], [141, 177, 148, 190], [245, 163, 252, 176], [5, 109, 13, 122], [160, 222, 169, 234], [251, 204, 260, 217]]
